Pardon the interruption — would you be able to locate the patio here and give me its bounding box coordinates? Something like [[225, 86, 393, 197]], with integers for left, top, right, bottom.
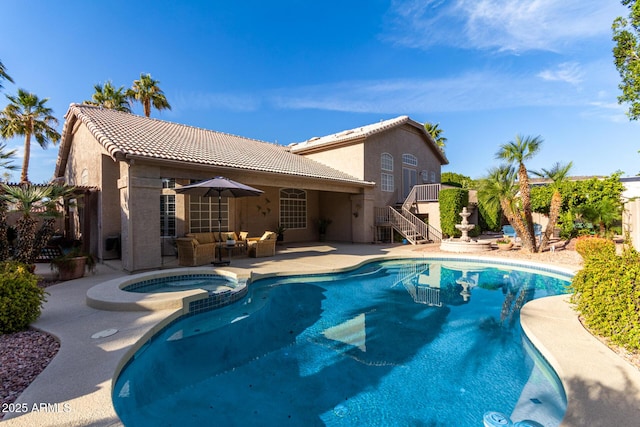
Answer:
[[2, 242, 639, 427]]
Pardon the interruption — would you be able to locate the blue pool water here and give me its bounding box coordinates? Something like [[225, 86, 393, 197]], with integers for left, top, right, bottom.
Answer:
[[122, 274, 237, 293], [114, 259, 570, 426]]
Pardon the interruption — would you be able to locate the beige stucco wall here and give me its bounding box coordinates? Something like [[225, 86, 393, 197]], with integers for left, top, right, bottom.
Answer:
[[297, 125, 443, 210], [299, 141, 365, 180], [364, 127, 442, 207]]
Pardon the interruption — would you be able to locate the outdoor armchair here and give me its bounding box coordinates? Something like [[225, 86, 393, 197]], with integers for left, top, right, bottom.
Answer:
[[247, 231, 277, 258], [176, 237, 216, 266]]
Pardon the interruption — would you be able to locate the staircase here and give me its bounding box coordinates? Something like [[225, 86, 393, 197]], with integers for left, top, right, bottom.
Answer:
[[375, 184, 443, 244]]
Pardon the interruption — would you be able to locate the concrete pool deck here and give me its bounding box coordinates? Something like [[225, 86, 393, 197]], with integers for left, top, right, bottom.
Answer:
[[2, 242, 639, 426]]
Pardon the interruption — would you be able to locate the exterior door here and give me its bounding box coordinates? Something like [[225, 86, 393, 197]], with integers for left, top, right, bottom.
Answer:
[[403, 167, 417, 199]]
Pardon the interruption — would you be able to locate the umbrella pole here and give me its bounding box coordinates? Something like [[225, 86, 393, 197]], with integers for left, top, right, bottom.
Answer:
[[218, 192, 223, 263]]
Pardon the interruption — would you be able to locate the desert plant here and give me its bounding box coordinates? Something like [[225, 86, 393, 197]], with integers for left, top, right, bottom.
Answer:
[[50, 246, 96, 276], [574, 236, 616, 261], [0, 260, 46, 333], [0, 183, 75, 264], [570, 247, 640, 350]]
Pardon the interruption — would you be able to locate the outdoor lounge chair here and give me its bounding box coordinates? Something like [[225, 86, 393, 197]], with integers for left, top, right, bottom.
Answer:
[[502, 225, 517, 240], [502, 224, 543, 243], [247, 231, 277, 258]]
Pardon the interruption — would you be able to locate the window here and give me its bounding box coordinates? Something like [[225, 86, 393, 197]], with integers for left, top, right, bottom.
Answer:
[[189, 196, 228, 233], [162, 178, 176, 189], [402, 153, 418, 166], [381, 173, 394, 192], [381, 153, 394, 192], [160, 178, 177, 237], [381, 153, 393, 171], [280, 188, 306, 229], [160, 195, 176, 237]]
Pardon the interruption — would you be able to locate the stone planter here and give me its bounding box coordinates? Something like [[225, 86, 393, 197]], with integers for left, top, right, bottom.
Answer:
[[55, 256, 87, 281], [496, 242, 513, 251]]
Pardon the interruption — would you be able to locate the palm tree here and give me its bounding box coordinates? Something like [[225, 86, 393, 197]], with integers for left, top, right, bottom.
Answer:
[[0, 183, 74, 264], [479, 165, 531, 245], [127, 73, 171, 117], [84, 81, 131, 112], [424, 122, 447, 148], [0, 89, 60, 184], [0, 142, 16, 175], [579, 198, 622, 237], [531, 162, 573, 252], [0, 60, 14, 91], [495, 134, 543, 252]]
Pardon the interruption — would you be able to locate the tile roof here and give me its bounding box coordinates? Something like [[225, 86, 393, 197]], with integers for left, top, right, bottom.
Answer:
[[56, 104, 373, 186], [289, 115, 448, 165]]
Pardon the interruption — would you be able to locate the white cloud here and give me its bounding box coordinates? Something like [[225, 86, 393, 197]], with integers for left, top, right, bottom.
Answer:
[[537, 62, 585, 85], [384, 0, 624, 52], [269, 70, 581, 115]]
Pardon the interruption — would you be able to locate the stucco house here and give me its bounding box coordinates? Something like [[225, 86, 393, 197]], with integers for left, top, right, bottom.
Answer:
[[54, 104, 447, 272]]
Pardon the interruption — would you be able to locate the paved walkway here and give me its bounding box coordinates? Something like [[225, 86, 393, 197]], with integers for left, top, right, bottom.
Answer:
[[2, 243, 639, 426]]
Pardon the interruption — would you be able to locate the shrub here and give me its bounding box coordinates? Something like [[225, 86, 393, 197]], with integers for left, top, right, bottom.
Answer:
[[0, 261, 47, 334], [574, 236, 616, 261], [439, 188, 469, 238], [477, 200, 501, 232], [570, 248, 640, 351]]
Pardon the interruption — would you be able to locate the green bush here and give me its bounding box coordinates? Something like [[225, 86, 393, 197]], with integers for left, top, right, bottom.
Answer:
[[439, 188, 469, 238], [574, 236, 616, 260], [570, 248, 640, 350], [0, 261, 47, 334], [477, 200, 501, 232]]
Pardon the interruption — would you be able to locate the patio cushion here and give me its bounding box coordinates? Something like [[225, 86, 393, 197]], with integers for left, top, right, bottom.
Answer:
[[260, 231, 276, 241]]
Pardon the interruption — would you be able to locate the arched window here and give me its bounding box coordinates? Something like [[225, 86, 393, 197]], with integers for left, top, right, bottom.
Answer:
[[381, 153, 394, 192], [402, 153, 418, 166], [381, 153, 393, 171], [280, 188, 307, 229]]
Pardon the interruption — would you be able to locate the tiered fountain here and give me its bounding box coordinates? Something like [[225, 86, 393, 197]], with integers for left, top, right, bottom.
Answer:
[[439, 207, 492, 253]]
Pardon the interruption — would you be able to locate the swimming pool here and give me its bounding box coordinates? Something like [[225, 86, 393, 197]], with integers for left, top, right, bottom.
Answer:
[[113, 259, 571, 426]]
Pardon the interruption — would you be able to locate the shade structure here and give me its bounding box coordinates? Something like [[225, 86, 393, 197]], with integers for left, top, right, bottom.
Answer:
[[175, 176, 263, 264]]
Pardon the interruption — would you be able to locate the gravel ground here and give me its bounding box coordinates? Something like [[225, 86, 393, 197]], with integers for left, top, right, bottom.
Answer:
[[0, 242, 636, 418], [0, 329, 59, 419]]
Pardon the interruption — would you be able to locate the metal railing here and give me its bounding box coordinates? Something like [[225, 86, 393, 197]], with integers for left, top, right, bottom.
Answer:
[[402, 184, 441, 211], [374, 205, 442, 244]]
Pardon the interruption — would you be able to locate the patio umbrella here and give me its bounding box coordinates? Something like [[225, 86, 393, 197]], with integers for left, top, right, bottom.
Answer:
[[175, 176, 263, 264]]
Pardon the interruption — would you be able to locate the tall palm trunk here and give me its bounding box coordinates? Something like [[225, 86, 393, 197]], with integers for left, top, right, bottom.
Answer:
[[538, 190, 562, 252], [143, 100, 151, 117], [500, 199, 535, 253], [517, 164, 536, 251], [0, 202, 9, 261], [14, 214, 37, 264], [20, 131, 31, 183]]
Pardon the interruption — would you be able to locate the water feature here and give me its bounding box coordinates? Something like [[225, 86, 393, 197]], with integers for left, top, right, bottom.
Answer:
[[441, 207, 493, 252]]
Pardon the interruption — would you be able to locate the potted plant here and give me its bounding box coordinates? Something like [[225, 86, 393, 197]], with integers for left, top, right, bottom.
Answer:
[[495, 237, 513, 251], [225, 232, 236, 246], [51, 247, 96, 281], [275, 224, 286, 242], [318, 218, 332, 242]]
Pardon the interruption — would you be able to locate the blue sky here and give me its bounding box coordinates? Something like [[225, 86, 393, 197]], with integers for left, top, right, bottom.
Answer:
[[1, 0, 638, 184]]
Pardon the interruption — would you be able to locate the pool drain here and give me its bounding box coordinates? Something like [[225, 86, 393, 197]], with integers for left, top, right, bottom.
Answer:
[[333, 404, 349, 417], [91, 328, 118, 339]]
